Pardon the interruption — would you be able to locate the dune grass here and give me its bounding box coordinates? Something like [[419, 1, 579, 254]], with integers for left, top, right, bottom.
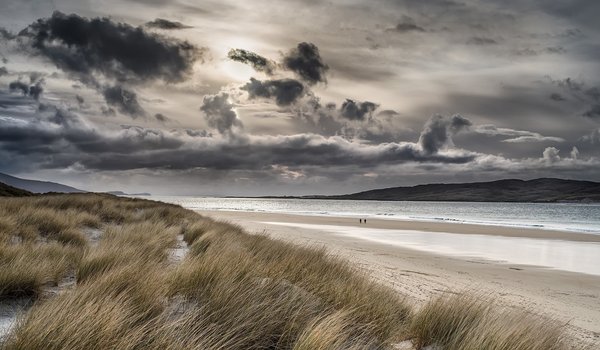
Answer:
[[0, 194, 576, 349], [409, 294, 568, 350]]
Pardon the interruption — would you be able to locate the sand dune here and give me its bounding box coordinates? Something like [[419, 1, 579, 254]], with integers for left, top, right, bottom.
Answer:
[[200, 210, 600, 347]]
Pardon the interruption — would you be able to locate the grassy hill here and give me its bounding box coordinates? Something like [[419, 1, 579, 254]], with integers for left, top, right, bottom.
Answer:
[[0, 172, 84, 194], [315, 178, 600, 203], [0, 182, 34, 197]]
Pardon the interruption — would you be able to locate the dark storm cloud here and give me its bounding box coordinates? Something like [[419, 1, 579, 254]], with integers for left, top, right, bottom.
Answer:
[[551, 77, 600, 119], [550, 93, 566, 101], [418, 115, 471, 154], [200, 93, 242, 134], [0, 67, 7, 76], [8, 79, 44, 100], [340, 99, 378, 121], [466, 37, 498, 45], [282, 42, 328, 85], [0, 93, 476, 174], [545, 46, 566, 54], [538, 0, 600, 32], [20, 11, 202, 84], [583, 105, 600, 119], [154, 113, 168, 122], [101, 106, 116, 116], [291, 97, 412, 144], [70, 135, 475, 172], [28, 81, 44, 100], [228, 49, 275, 75], [389, 16, 425, 33], [242, 78, 305, 106], [145, 18, 192, 30], [0, 27, 16, 40], [103, 85, 145, 117], [8, 81, 28, 95]]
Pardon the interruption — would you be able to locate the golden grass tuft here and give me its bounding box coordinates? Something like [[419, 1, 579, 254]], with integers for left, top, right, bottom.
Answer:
[[77, 222, 177, 282], [0, 243, 82, 297], [410, 293, 568, 350], [292, 311, 376, 350], [54, 229, 88, 247]]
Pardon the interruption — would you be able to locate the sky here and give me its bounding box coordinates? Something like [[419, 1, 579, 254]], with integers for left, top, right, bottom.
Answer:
[[0, 0, 599, 196]]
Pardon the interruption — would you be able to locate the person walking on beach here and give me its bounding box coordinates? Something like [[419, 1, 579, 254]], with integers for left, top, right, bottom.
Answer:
[[359, 219, 362, 223], [364, 218, 367, 224]]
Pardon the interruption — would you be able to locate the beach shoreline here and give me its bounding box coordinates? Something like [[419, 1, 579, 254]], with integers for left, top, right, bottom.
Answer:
[[198, 209, 600, 347], [195, 209, 600, 242]]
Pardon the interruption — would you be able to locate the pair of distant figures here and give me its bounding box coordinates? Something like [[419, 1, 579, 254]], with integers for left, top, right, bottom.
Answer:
[[359, 218, 367, 224]]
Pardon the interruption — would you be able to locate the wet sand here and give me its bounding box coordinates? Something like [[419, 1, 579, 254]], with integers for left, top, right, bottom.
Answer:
[[199, 210, 600, 348]]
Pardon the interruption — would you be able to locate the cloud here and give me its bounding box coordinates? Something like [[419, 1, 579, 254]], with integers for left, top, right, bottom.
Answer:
[[473, 125, 565, 143], [0, 27, 16, 40], [145, 18, 192, 30], [8, 81, 28, 95], [466, 37, 498, 45], [339, 99, 378, 121], [418, 115, 472, 154], [154, 113, 169, 122], [200, 92, 242, 134], [103, 85, 145, 117], [228, 48, 275, 75], [0, 66, 7, 76], [242, 78, 305, 106], [542, 147, 560, 163], [581, 129, 600, 144], [571, 146, 580, 160], [20, 11, 203, 84], [550, 93, 566, 101], [389, 16, 425, 33], [545, 46, 566, 54], [0, 94, 475, 174], [8, 79, 44, 100], [282, 42, 328, 85], [3, 91, 599, 190], [583, 104, 600, 119]]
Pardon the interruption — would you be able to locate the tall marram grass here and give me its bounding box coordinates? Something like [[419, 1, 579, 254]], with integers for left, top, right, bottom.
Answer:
[[0, 243, 82, 297], [409, 294, 568, 350], [0, 193, 576, 349], [0, 194, 193, 298]]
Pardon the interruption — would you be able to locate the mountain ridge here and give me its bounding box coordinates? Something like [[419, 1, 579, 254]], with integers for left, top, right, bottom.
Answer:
[[0, 172, 85, 194], [276, 178, 600, 203], [0, 181, 34, 197]]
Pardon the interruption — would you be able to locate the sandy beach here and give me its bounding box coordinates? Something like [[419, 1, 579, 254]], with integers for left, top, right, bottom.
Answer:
[[200, 210, 600, 347]]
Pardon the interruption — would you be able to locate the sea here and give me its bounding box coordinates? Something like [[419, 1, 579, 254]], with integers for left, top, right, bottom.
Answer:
[[152, 197, 600, 234], [150, 197, 600, 275]]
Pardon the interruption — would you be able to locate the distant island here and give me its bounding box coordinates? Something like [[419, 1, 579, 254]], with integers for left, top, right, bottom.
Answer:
[[263, 178, 600, 203], [106, 191, 152, 196]]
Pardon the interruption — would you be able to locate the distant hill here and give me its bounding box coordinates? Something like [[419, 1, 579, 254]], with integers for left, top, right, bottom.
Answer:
[[0, 182, 34, 197], [0, 172, 85, 194], [304, 178, 600, 203]]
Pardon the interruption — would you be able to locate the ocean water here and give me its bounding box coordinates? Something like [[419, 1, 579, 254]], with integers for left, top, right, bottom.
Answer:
[[152, 197, 600, 234]]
